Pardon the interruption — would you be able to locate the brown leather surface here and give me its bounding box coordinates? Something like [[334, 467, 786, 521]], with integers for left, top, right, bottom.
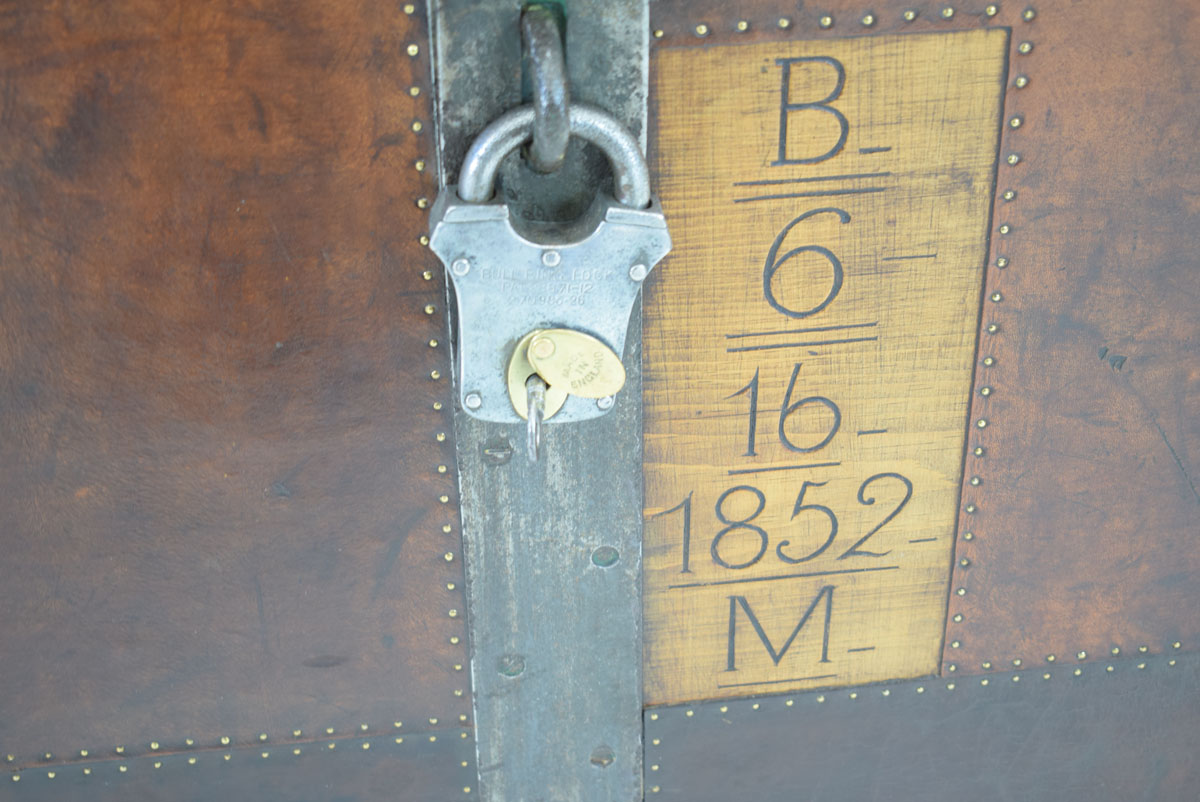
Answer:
[[646, 652, 1200, 801], [649, 0, 1200, 676], [3, 727, 476, 802], [0, 0, 469, 771]]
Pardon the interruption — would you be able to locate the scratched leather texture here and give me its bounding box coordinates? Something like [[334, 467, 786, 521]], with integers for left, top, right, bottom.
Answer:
[[0, 0, 471, 791], [646, 653, 1200, 802], [649, 0, 1200, 675]]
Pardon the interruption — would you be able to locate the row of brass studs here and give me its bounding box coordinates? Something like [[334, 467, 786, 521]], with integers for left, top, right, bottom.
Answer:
[[947, 3, 1036, 668], [651, 3, 1036, 40]]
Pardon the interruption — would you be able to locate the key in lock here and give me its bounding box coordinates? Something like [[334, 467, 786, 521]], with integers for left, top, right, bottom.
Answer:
[[428, 103, 671, 435]]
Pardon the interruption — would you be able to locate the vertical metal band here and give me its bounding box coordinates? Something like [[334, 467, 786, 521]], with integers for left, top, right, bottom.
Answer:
[[429, 2, 649, 800]]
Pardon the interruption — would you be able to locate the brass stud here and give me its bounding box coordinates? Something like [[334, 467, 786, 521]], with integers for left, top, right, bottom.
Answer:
[[84, 768, 92, 775], [10, 776, 18, 783], [1017, 41, 1033, 54], [47, 771, 56, 779], [996, 256, 1009, 268], [1077, 651, 1087, 660], [465, 788, 473, 795], [326, 728, 335, 735], [963, 532, 974, 540], [1003, 189, 1016, 201], [953, 614, 964, 623], [150, 741, 160, 750], [916, 686, 925, 693], [223, 754, 231, 761], [189, 756, 197, 764], [652, 738, 661, 746], [444, 552, 454, 562], [818, 16, 833, 29], [360, 724, 369, 732], [258, 733, 268, 742], [951, 640, 961, 649], [409, 86, 421, 97], [449, 608, 458, 618], [941, 6, 955, 19], [437, 464, 448, 473], [652, 29, 664, 39], [686, 710, 695, 716], [970, 474, 983, 484], [651, 787, 661, 794], [903, 9, 918, 22], [415, 159, 426, 172], [454, 664, 463, 671], [293, 729, 302, 738], [780, 17, 795, 29], [1137, 662, 1146, 669], [983, 661, 993, 669], [974, 446, 986, 456], [981, 678, 989, 686], [1043, 672, 1051, 679], [985, 4, 999, 16], [154, 761, 162, 769], [1012, 675, 1021, 682], [220, 736, 230, 746], [966, 502, 978, 512], [956, 587, 967, 596], [422, 270, 433, 281], [447, 582, 456, 591], [119, 765, 129, 772], [1173, 641, 1182, 649], [429, 735, 437, 742], [328, 743, 336, 750], [116, 746, 125, 754], [849, 692, 858, 699], [986, 324, 999, 334], [979, 388, 992, 398], [719, 705, 727, 713], [1006, 153, 1020, 166], [403, 4, 415, 14], [424, 304, 436, 315], [416, 197, 429, 209], [1073, 668, 1082, 676], [407, 44, 420, 57], [459, 714, 468, 722], [1169, 659, 1177, 666], [1047, 654, 1056, 662], [959, 558, 971, 567], [694, 23, 709, 37], [1014, 75, 1030, 88], [948, 663, 958, 672], [1106, 665, 1114, 672], [79, 749, 88, 758], [261, 751, 270, 759], [882, 689, 890, 696], [396, 737, 405, 744], [651, 764, 660, 771], [735, 20, 749, 32], [1009, 116, 1023, 128], [439, 494, 450, 503], [362, 743, 370, 751], [429, 339, 439, 348], [412, 120, 424, 133], [441, 524, 452, 533], [983, 356, 996, 366], [785, 699, 794, 707], [430, 370, 441, 380], [817, 695, 825, 702], [436, 432, 447, 442], [1111, 647, 1120, 656], [861, 14, 875, 26], [991, 292, 1004, 302], [947, 682, 956, 690], [293, 747, 301, 755], [1023, 8, 1036, 21], [650, 713, 659, 721], [1013, 658, 1023, 666], [1138, 645, 1148, 653], [419, 235, 430, 246], [450, 636, 461, 645], [998, 223, 1011, 234]]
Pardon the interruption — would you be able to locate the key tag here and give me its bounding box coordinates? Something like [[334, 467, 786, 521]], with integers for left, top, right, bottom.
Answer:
[[428, 103, 671, 425]]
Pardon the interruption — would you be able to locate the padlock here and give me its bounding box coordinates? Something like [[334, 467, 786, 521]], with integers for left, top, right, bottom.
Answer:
[[428, 103, 672, 425]]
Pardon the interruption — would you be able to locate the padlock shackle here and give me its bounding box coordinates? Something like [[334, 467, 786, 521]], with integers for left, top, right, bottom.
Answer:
[[457, 103, 651, 210]]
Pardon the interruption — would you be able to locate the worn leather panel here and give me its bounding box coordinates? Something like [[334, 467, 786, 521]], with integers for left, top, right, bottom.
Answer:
[[0, 0, 469, 771], [646, 652, 1199, 801], [648, 0, 1200, 676], [3, 727, 475, 802]]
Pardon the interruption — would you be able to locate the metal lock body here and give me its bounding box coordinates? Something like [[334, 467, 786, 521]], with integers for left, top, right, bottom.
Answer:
[[429, 103, 671, 423]]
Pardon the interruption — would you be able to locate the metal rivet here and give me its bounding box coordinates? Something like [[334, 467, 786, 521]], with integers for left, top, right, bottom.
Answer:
[[47, 771, 56, 779], [326, 728, 335, 735], [407, 44, 420, 57], [1073, 668, 1082, 676], [416, 197, 429, 209], [1003, 189, 1016, 201], [998, 223, 1011, 234], [1013, 675, 1021, 682], [422, 270, 433, 281], [986, 324, 999, 334], [983, 356, 996, 366], [1137, 662, 1146, 669], [974, 446, 986, 456], [424, 304, 436, 315], [941, 6, 955, 19], [1046, 654, 1056, 662], [882, 689, 890, 696], [970, 474, 983, 485], [1106, 665, 1114, 673], [430, 370, 442, 380], [451, 258, 470, 276], [652, 29, 664, 39], [985, 4, 999, 16], [541, 250, 561, 267], [428, 339, 439, 349], [409, 86, 421, 97], [1043, 672, 1051, 679], [917, 686, 925, 693], [959, 558, 970, 567], [1013, 658, 1023, 666], [464, 392, 483, 410], [1173, 641, 1182, 649], [990, 291, 1003, 303], [818, 16, 833, 29], [948, 663, 957, 672], [650, 713, 659, 720], [436, 432, 447, 442], [411, 120, 423, 133], [1009, 116, 1023, 128], [981, 678, 989, 686], [953, 614, 964, 622], [983, 661, 993, 669], [84, 767, 92, 775], [1023, 7, 1036, 20], [447, 582, 456, 591], [150, 741, 159, 750], [785, 699, 794, 707], [415, 159, 426, 171], [980, 387, 992, 397], [780, 17, 794, 29], [687, 709, 696, 716], [1139, 645, 1148, 653], [498, 654, 525, 677], [719, 705, 728, 713], [591, 546, 620, 568], [596, 396, 615, 411], [736, 20, 749, 32], [448, 609, 458, 618], [437, 464, 448, 474], [652, 738, 661, 746], [965, 503, 977, 513], [817, 695, 825, 703], [963, 532, 974, 540], [442, 524, 452, 533], [403, 3, 415, 14], [419, 235, 430, 246], [116, 746, 125, 754], [951, 640, 961, 649], [956, 588, 967, 596], [444, 552, 454, 562], [590, 745, 616, 767], [220, 736, 230, 745], [861, 14, 875, 26], [1169, 659, 1177, 667], [849, 692, 858, 699], [651, 787, 661, 794], [1018, 41, 1033, 54], [1077, 651, 1087, 660], [362, 743, 371, 751], [327, 743, 336, 750], [1014, 75, 1029, 88], [1111, 647, 1120, 656], [1006, 154, 1020, 166], [947, 683, 956, 690], [693, 23, 709, 36], [629, 263, 648, 281], [119, 765, 127, 772], [903, 9, 918, 21]]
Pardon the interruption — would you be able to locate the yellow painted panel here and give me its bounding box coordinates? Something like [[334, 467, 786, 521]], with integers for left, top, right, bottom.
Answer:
[[644, 29, 1008, 705]]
